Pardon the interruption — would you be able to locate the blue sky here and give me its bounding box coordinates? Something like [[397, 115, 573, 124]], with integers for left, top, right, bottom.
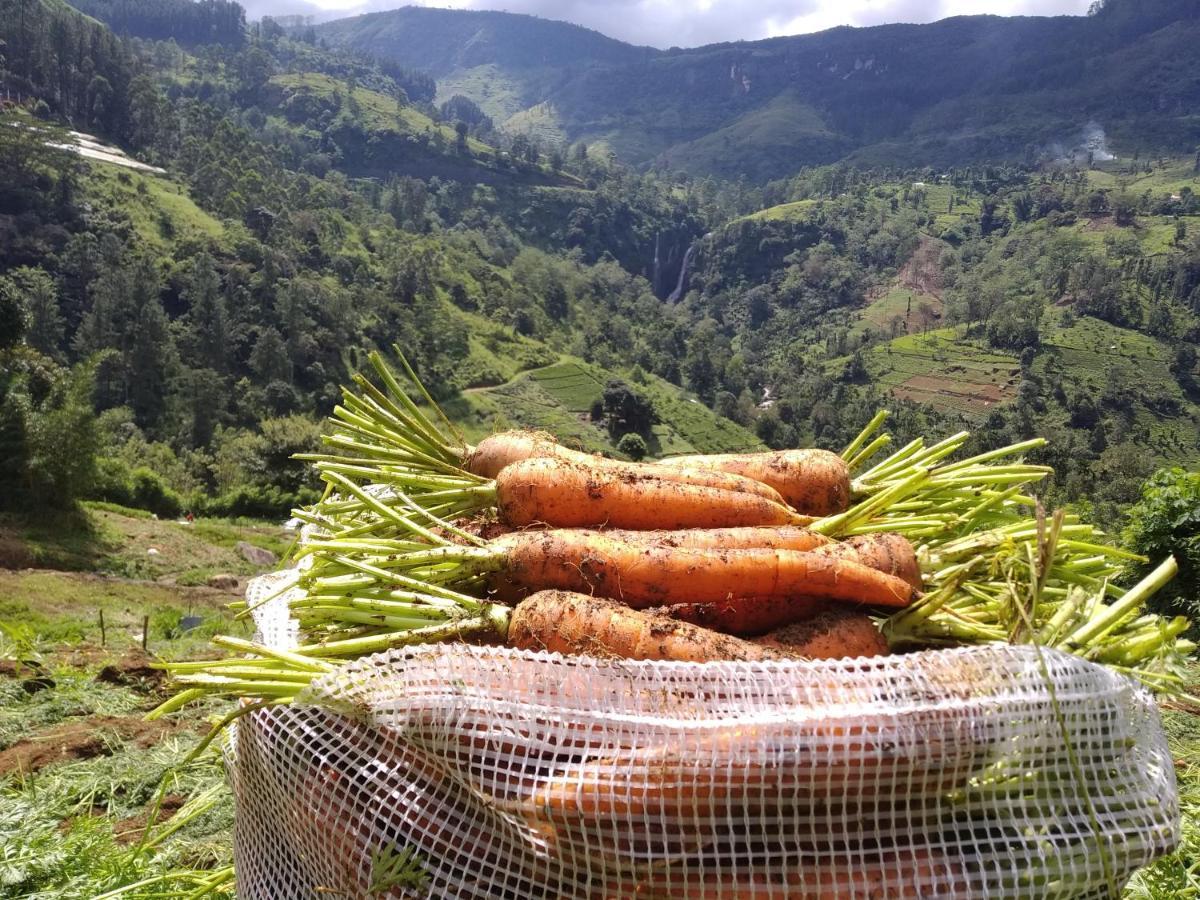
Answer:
[[243, 0, 1096, 48]]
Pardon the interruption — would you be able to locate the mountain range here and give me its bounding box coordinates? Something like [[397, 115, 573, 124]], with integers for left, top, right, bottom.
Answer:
[[314, 0, 1200, 180]]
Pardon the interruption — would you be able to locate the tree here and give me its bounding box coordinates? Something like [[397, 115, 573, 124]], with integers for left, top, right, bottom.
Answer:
[[616, 432, 648, 461], [8, 267, 64, 359], [1123, 468, 1200, 617], [25, 360, 100, 509], [249, 327, 291, 385], [601, 380, 656, 438], [181, 253, 229, 373], [0, 275, 29, 351], [75, 256, 175, 428]]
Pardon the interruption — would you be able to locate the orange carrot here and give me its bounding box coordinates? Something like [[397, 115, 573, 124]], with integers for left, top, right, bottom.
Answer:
[[660, 533, 920, 634], [524, 711, 985, 824], [657, 596, 830, 637], [491, 529, 919, 610], [752, 608, 889, 659], [588, 525, 832, 553], [661, 448, 851, 515], [607, 849, 971, 899], [495, 457, 807, 530], [467, 430, 788, 504], [812, 531, 922, 590], [506, 591, 785, 662]]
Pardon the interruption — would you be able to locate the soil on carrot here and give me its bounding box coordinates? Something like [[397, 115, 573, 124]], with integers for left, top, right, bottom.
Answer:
[[0, 714, 198, 777]]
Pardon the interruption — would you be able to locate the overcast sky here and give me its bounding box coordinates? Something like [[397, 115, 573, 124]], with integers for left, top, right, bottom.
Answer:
[[241, 0, 1095, 48]]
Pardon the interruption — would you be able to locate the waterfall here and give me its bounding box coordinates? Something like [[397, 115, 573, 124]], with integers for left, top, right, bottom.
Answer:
[[667, 240, 698, 303]]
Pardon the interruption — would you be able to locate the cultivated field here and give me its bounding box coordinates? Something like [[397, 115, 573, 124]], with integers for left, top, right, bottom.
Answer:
[[862, 328, 1020, 416]]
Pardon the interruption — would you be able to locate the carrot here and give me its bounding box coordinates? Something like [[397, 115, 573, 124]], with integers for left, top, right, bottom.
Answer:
[[661, 448, 851, 515], [523, 711, 985, 824], [607, 848, 971, 899], [814, 531, 922, 589], [507, 591, 786, 663], [495, 457, 808, 530], [657, 596, 830, 637], [587, 525, 832, 553], [660, 532, 920, 635], [752, 608, 889, 659], [490, 529, 919, 609], [468, 430, 789, 504]]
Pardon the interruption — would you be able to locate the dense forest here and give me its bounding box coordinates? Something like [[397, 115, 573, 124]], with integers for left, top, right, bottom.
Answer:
[[0, 0, 1198, 538]]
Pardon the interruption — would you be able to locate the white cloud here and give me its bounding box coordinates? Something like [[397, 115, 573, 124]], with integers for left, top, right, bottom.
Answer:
[[248, 0, 1094, 47]]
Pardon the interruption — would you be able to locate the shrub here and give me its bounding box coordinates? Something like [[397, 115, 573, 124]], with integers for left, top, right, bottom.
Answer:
[[616, 432, 648, 461]]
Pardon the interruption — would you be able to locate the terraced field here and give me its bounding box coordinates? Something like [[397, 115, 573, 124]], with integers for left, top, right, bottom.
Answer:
[[863, 328, 1019, 416], [743, 199, 817, 222], [1037, 309, 1200, 462], [454, 359, 761, 457]]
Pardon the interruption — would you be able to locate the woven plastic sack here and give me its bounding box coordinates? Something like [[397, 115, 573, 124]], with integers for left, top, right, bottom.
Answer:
[[229, 573, 1179, 898]]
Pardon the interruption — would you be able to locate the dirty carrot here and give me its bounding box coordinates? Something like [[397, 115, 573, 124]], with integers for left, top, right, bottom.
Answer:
[[752, 608, 889, 659], [465, 430, 787, 504], [660, 448, 851, 515], [300, 529, 919, 612], [156, 587, 783, 713], [493, 457, 809, 530]]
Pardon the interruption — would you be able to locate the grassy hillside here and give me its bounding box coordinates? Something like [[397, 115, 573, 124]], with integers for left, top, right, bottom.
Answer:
[[447, 357, 763, 457]]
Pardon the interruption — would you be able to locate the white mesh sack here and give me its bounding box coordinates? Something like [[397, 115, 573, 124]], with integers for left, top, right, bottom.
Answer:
[[228, 574, 1179, 899]]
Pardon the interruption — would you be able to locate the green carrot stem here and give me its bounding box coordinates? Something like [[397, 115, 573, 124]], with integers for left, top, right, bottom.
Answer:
[[1038, 591, 1085, 646], [816, 468, 929, 535], [368, 350, 462, 453], [1063, 557, 1178, 648], [854, 437, 925, 485], [295, 609, 506, 658], [209, 635, 337, 673], [146, 687, 209, 720], [1094, 616, 1189, 665], [840, 409, 889, 462], [389, 346, 467, 448], [934, 437, 1047, 473], [321, 471, 452, 546], [847, 434, 892, 472]]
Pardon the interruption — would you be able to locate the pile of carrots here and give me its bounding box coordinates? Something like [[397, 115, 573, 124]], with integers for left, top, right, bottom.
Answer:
[[155, 347, 1194, 719]]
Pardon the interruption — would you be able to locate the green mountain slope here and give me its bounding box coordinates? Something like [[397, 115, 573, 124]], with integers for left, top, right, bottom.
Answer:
[[316, 0, 1200, 178]]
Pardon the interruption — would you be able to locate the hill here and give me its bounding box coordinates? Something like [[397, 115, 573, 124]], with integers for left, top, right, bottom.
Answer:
[[315, 0, 1200, 179]]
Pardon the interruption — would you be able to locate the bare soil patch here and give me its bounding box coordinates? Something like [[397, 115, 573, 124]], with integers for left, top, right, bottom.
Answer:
[[893, 374, 1014, 411], [898, 235, 946, 299], [113, 793, 188, 844], [0, 714, 196, 777]]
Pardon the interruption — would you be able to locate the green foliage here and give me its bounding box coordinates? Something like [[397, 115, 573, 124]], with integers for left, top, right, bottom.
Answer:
[[1123, 468, 1200, 619], [616, 431, 648, 461], [0, 271, 29, 349]]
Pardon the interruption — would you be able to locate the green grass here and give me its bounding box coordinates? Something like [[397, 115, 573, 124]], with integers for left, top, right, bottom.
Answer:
[[502, 101, 567, 147], [663, 89, 846, 181], [270, 72, 493, 154], [434, 64, 530, 123], [1037, 309, 1200, 464], [1086, 157, 1200, 195], [1124, 694, 1200, 898], [450, 357, 762, 457], [743, 199, 817, 222], [83, 166, 224, 251], [855, 285, 941, 338]]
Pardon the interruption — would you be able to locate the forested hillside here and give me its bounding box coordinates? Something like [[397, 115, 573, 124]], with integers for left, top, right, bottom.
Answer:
[[316, 0, 1200, 180], [0, 0, 1198, 531]]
